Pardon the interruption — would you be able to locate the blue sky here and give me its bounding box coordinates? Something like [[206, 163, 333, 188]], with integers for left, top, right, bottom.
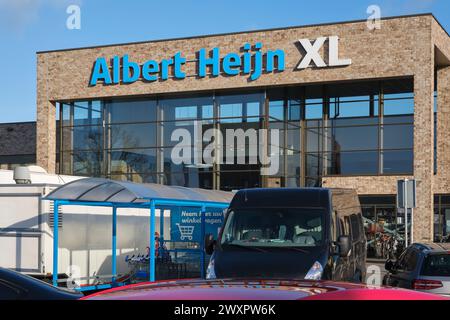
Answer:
[[0, 0, 448, 123]]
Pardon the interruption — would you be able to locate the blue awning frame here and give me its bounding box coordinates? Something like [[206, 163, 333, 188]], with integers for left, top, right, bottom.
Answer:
[[48, 196, 229, 292]]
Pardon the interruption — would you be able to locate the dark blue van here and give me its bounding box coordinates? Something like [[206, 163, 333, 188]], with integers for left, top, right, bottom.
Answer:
[[205, 188, 367, 282]]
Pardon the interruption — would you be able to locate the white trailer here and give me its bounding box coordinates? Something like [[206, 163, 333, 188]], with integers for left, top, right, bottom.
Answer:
[[0, 167, 169, 285]]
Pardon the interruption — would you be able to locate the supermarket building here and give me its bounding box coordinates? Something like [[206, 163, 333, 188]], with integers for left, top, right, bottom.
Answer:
[[36, 14, 450, 244]]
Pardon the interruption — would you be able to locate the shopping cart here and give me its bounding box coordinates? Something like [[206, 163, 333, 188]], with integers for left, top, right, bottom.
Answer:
[[176, 223, 194, 241]]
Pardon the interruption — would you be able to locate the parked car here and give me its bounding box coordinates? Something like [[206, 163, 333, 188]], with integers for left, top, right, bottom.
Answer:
[[0, 267, 83, 300], [383, 243, 450, 297], [204, 188, 367, 282], [82, 278, 446, 300]]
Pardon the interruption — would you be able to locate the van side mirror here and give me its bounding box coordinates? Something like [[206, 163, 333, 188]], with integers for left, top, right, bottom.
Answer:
[[337, 235, 351, 257], [385, 259, 395, 272], [204, 234, 216, 255]]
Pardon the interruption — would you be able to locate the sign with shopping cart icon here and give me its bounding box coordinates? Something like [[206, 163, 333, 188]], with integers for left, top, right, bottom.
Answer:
[[170, 207, 225, 242]]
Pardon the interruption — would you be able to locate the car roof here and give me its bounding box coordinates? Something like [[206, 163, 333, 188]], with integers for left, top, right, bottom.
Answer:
[[412, 242, 450, 254], [83, 279, 368, 300]]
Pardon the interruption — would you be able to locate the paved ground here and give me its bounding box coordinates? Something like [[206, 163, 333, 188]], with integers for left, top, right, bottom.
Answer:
[[365, 259, 388, 285]]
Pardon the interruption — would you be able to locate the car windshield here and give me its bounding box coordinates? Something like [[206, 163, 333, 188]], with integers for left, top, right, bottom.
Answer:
[[421, 254, 450, 277], [220, 208, 325, 248]]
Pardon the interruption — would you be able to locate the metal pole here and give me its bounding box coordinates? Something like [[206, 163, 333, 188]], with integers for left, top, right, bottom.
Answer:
[[150, 201, 156, 282], [112, 206, 117, 284], [404, 179, 408, 247], [200, 205, 206, 279], [160, 207, 164, 258], [52, 200, 59, 287], [411, 207, 414, 244]]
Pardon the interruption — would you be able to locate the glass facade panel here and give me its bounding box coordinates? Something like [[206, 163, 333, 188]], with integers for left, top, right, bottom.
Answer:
[[327, 151, 378, 175], [73, 101, 102, 126], [328, 126, 378, 151], [269, 100, 284, 121], [161, 96, 214, 122], [58, 78, 414, 187], [110, 123, 157, 149], [329, 97, 372, 118], [72, 151, 103, 176], [383, 93, 414, 115], [108, 99, 156, 123], [383, 124, 414, 149], [305, 103, 323, 120], [382, 150, 413, 174], [110, 173, 157, 183], [109, 149, 157, 174], [73, 126, 103, 151]]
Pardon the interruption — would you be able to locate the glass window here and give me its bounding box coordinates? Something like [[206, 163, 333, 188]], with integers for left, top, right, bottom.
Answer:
[[220, 208, 325, 247], [330, 97, 372, 118], [269, 100, 284, 121], [327, 151, 378, 175], [383, 124, 413, 149], [219, 171, 261, 191], [382, 150, 413, 174], [306, 153, 323, 177], [110, 123, 157, 149], [163, 172, 213, 189], [246, 102, 260, 119], [383, 115, 413, 124], [306, 128, 323, 153], [109, 149, 157, 174], [421, 254, 450, 277], [175, 106, 197, 120], [73, 126, 103, 151], [61, 103, 71, 126], [73, 101, 103, 126], [162, 120, 213, 148], [288, 100, 301, 121], [329, 126, 378, 151], [220, 103, 242, 122], [405, 251, 418, 271], [383, 93, 414, 116], [108, 99, 156, 123], [72, 151, 103, 176], [286, 128, 301, 151], [161, 96, 214, 122], [305, 103, 323, 120], [110, 173, 157, 184]]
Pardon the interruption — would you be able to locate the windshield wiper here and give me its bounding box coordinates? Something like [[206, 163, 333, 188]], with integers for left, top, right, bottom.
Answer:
[[224, 243, 269, 252]]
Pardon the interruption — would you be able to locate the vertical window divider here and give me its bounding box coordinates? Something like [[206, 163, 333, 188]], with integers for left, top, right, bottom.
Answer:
[[379, 82, 384, 175], [300, 87, 306, 187], [262, 89, 269, 188], [213, 92, 220, 190], [105, 100, 111, 178], [157, 98, 164, 185], [69, 102, 74, 174], [283, 88, 288, 186], [322, 86, 329, 178]]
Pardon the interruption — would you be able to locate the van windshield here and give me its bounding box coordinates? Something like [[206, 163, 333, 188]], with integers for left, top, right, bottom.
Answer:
[[220, 208, 325, 248]]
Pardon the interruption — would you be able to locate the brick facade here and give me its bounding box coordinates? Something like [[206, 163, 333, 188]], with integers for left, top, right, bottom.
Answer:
[[36, 15, 450, 242]]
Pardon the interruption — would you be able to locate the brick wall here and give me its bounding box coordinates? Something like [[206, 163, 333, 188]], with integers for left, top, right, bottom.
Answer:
[[36, 15, 450, 242]]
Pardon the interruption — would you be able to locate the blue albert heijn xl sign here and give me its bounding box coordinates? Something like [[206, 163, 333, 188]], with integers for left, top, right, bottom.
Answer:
[[170, 207, 225, 242], [89, 37, 351, 86]]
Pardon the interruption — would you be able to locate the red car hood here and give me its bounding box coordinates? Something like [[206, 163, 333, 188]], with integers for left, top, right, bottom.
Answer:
[[83, 279, 447, 300]]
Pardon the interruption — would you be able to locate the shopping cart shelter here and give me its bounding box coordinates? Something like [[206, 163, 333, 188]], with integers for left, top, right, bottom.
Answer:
[[44, 178, 232, 291]]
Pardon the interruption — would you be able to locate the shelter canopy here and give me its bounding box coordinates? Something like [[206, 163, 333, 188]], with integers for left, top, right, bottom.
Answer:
[[44, 177, 234, 204]]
